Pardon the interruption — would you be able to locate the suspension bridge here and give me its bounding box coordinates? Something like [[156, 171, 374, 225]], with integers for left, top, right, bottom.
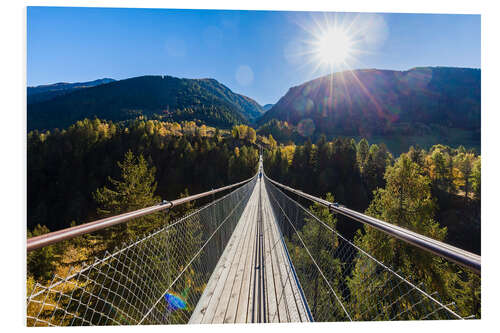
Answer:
[[26, 156, 481, 326]]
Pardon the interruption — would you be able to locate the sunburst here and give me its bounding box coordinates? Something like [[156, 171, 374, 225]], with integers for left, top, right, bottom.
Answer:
[[312, 26, 354, 68], [294, 14, 368, 74]]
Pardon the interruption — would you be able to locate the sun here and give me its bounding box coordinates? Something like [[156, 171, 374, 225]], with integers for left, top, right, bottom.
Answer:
[[313, 27, 354, 68], [288, 14, 374, 73]]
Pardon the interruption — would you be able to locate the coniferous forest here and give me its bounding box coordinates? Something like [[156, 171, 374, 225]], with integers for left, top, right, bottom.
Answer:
[[28, 118, 260, 232], [27, 113, 481, 320], [264, 138, 481, 319], [27, 118, 259, 279], [263, 137, 481, 254]]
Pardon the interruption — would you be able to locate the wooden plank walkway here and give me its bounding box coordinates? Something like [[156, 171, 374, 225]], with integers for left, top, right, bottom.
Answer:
[[189, 166, 311, 324]]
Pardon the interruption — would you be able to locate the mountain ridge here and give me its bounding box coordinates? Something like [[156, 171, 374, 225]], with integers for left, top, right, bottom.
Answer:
[[259, 66, 480, 135], [27, 78, 116, 104], [27, 75, 264, 131], [262, 104, 274, 112], [27, 78, 116, 91]]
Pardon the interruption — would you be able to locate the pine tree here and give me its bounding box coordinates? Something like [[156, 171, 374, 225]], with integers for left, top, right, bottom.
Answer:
[[426, 148, 453, 192], [356, 138, 369, 172], [362, 143, 390, 195], [455, 152, 474, 201], [364, 155, 445, 262], [408, 145, 425, 168], [348, 155, 452, 319], [93, 150, 162, 249]]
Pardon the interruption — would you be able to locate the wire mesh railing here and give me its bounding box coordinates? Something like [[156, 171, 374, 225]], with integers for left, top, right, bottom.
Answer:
[[26, 176, 257, 327], [264, 175, 479, 322]]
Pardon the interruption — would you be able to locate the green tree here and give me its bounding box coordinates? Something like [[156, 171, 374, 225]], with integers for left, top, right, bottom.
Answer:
[[365, 155, 445, 259], [27, 225, 58, 281], [348, 155, 450, 320], [93, 150, 162, 249], [455, 152, 474, 201], [289, 193, 346, 320], [356, 138, 369, 172], [214, 128, 221, 143], [426, 148, 453, 192], [408, 145, 425, 168], [363, 144, 390, 195]]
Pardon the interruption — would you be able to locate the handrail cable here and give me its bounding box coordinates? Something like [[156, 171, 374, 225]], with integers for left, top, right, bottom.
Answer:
[[27, 180, 251, 300], [265, 177, 463, 320], [27, 176, 255, 252], [137, 182, 253, 324], [265, 180, 353, 320], [264, 174, 481, 275]]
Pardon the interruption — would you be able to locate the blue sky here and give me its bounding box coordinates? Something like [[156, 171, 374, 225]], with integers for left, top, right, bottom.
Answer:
[[27, 7, 480, 105]]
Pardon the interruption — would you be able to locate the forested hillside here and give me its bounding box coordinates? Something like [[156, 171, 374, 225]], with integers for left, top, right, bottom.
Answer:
[[27, 117, 481, 321], [263, 137, 480, 319], [258, 67, 480, 154], [264, 137, 481, 254], [27, 78, 116, 104], [27, 75, 265, 131], [28, 118, 259, 233]]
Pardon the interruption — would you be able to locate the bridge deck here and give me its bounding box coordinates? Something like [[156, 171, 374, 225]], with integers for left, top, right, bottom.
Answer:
[[189, 175, 311, 324]]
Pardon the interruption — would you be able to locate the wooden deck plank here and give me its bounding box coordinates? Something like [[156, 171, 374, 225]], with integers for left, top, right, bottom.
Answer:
[[189, 171, 311, 324], [262, 188, 281, 323], [211, 188, 257, 323], [271, 189, 308, 322], [200, 184, 260, 324], [188, 225, 232, 323], [225, 187, 258, 323], [245, 188, 259, 323], [262, 183, 310, 322], [189, 183, 259, 324], [262, 188, 291, 322], [234, 189, 258, 323]]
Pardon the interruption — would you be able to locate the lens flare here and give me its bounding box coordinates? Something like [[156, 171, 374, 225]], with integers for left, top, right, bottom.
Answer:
[[164, 291, 187, 312]]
